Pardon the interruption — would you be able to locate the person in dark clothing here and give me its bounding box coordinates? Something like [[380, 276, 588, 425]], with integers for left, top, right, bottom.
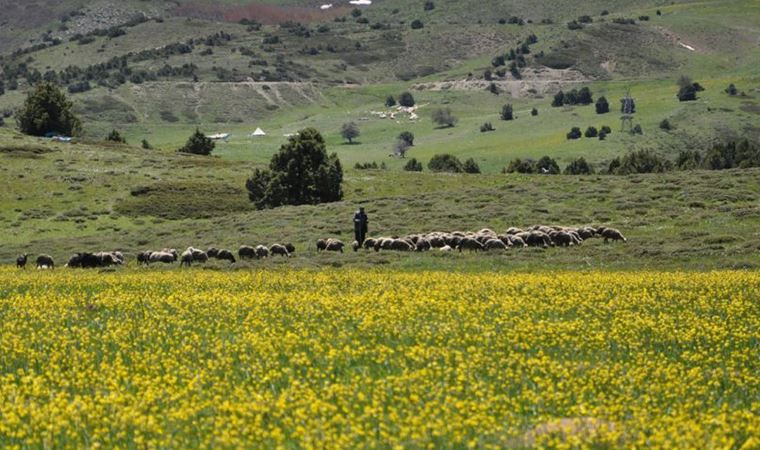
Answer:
[[353, 207, 369, 246]]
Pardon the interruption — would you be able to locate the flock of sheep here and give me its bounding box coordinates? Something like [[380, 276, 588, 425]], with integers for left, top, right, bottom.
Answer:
[[15, 225, 626, 270], [318, 225, 627, 253]]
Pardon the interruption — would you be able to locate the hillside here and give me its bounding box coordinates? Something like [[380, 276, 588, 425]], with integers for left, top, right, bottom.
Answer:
[[0, 0, 758, 269]]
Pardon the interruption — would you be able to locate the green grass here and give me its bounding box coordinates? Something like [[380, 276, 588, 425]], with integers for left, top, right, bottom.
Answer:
[[0, 128, 758, 272]]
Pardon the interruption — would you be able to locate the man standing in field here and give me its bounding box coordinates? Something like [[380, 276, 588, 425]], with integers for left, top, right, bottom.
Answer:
[[353, 206, 369, 247]]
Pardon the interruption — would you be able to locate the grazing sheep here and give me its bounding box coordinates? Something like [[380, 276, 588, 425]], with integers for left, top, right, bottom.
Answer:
[[389, 239, 413, 252], [149, 250, 177, 264], [239, 245, 256, 260], [137, 251, 152, 265], [351, 240, 360, 252], [189, 247, 208, 263], [70, 252, 102, 268], [285, 243, 296, 254], [509, 235, 527, 248], [316, 239, 328, 252], [95, 252, 119, 267], [506, 227, 523, 235], [428, 235, 446, 248], [549, 231, 575, 247], [270, 244, 290, 257], [180, 249, 194, 267], [484, 239, 508, 251], [36, 254, 55, 269], [216, 249, 236, 263], [439, 245, 453, 252], [601, 228, 627, 243], [16, 254, 27, 269], [522, 231, 552, 248], [255, 245, 270, 259], [363, 238, 377, 250], [457, 238, 485, 252], [415, 238, 431, 252], [206, 247, 220, 258], [325, 239, 345, 253], [577, 227, 596, 240]]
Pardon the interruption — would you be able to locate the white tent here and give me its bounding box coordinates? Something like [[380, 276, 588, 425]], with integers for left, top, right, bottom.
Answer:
[[251, 128, 267, 137]]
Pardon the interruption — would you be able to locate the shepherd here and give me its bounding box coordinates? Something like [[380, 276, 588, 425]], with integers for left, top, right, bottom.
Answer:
[[353, 206, 369, 247]]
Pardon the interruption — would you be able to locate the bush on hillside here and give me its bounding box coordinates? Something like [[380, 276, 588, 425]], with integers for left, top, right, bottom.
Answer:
[[404, 158, 423, 172], [246, 128, 342, 209], [341, 122, 360, 144], [595, 96, 609, 114], [659, 119, 672, 131], [411, 20, 424, 29], [531, 108, 538, 116], [480, 122, 495, 132], [462, 158, 481, 174], [141, 139, 152, 150], [178, 129, 215, 155], [567, 127, 582, 140], [106, 129, 126, 143], [398, 131, 414, 146], [399, 91, 415, 107], [608, 149, 672, 175], [428, 154, 463, 173], [431, 108, 458, 128], [584, 126, 598, 138], [564, 157, 594, 174], [725, 83, 738, 96], [16, 82, 82, 137], [500, 104, 514, 120], [385, 95, 396, 107]]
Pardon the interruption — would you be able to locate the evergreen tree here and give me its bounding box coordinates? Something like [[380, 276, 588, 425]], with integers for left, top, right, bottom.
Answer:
[[463, 158, 481, 174], [500, 104, 514, 120], [106, 129, 126, 143], [178, 129, 215, 155], [245, 128, 343, 208], [341, 122, 360, 144], [552, 90, 565, 107], [385, 95, 396, 107], [404, 157, 423, 172], [564, 157, 594, 174], [398, 131, 414, 146], [16, 82, 82, 136], [595, 96, 609, 114], [428, 154, 463, 173], [398, 91, 415, 107]]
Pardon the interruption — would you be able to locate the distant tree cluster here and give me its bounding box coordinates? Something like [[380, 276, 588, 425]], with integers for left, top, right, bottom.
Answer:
[[552, 87, 594, 107], [567, 125, 611, 140], [426, 154, 479, 173], [504, 156, 560, 174], [404, 158, 423, 172]]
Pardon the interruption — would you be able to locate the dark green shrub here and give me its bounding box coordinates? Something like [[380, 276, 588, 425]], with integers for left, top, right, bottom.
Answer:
[[584, 126, 598, 138], [411, 20, 424, 29], [106, 129, 125, 143], [428, 154, 463, 172], [610, 149, 672, 175], [385, 95, 396, 107], [404, 158, 423, 171], [431, 108, 457, 128], [480, 122, 495, 132], [462, 158, 481, 174], [564, 157, 594, 174], [398, 131, 414, 146], [659, 119, 672, 131], [245, 128, 343, 208], [16, 82, 82, 137], [531, 108, 538, 116], [399, 91, 415, 107], [567, 127, 582, 139], [536, 156, 560, 174], [595, 96, 609, 114], [500, 104, 514, 120], [178, 129, 215, 155]]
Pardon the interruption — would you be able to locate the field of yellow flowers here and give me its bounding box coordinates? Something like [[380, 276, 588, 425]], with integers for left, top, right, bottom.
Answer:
[[0, 267, 758, 449]]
